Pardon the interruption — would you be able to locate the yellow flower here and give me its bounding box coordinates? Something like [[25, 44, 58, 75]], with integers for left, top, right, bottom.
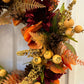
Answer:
[[0, 69, 7, 77], [52, 55, 62, 64], [44, 50, 53, 59], [33, 57, 42, 65]]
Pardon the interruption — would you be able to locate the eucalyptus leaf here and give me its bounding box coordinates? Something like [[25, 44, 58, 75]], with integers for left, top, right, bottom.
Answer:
[[64, 42, 76, 55], [51, 15, 58, 32], [51, 10, 60, 32], [66, 35, 78, 42], [40, 71, 44, 83]]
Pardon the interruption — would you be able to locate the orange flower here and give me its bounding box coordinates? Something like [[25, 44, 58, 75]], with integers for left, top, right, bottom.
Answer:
[[21, 26, 28, 36], [23, 21, 42, 49], [62, 50, 77, 70]]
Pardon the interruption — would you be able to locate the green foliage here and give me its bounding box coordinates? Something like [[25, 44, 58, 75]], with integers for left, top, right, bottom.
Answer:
[[60, 3, 65, 22], [0, 66, 4, 69], [60, 3, 65, 13], [55, 64, 64, 72], [66, 35, 78, 42], [40, 66, 45, 83], [64, 42, 76, 55], [40, 71, 44, 83], [51, 10, 60, 32]]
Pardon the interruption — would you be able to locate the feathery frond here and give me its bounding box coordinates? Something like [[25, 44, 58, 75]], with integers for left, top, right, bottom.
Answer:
[[2, 70, 25, 84]]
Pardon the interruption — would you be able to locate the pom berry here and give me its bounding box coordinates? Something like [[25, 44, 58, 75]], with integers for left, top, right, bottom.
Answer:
[[65, 28, 74, 36], [74, 25, 83, 33], [64, 19, 74, 28]]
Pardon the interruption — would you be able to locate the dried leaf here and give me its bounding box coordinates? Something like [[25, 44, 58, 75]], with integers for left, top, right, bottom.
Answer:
[[66, 35, 78, 42], [49, 64, 68, 73], [10, 0, 46, 14], [29, 32, 46, 47], [25, 0, 46, 11]]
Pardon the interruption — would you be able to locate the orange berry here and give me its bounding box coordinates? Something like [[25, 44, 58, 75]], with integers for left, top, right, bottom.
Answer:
[[65, 28, 74, 36], [2, 0, 10, 3], [64, 19, 74, 28], [74, 25, 83, 33]]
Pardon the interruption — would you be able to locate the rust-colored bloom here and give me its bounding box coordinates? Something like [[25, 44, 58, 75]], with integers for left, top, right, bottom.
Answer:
[[23, 21, 43, 49]]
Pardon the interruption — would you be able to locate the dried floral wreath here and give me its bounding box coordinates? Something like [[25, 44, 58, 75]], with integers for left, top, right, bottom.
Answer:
[[0, 0, 84, 84]]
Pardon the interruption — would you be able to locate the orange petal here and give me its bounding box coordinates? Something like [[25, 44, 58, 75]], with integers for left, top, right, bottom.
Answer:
[[31, 21, 42, 32], [49, 64, 68, 74], [21, 26, 28, 36], [53, 79, 60, 84], [12, 18, 21, 26], [62, 56, 72, 70], [28, 38, 32, 44], [24, 33, 31, 42], [24, 21, 42, 42], [28, 41, 42, 49]]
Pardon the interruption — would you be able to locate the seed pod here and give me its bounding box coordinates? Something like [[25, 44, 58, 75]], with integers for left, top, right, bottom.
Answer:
[[64, 19, 74, 28], [44, 50, 53, 59], [74, 25, 83, 33], [52, 55, 62, 64], [65, 28, 74, 36], [0, 69, 7, 77], [33, 57, 42, 64]]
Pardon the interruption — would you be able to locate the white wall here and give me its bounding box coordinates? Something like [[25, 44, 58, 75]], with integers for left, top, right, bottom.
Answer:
[[69, 0, 84, 84]]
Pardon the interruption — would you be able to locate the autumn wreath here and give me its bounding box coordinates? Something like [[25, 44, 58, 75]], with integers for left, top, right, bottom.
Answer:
[[0, 0, 84, 84]]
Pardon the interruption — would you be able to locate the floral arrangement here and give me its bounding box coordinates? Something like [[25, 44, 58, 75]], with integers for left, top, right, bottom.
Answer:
[[0, 0, 84, 84]]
